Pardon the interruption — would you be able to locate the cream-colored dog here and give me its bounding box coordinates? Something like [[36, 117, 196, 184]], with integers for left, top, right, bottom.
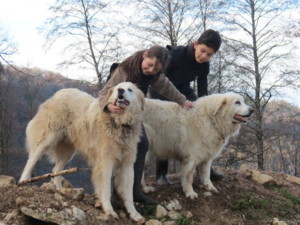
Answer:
[[142, 93, 253, 199], [19, 82, 145, 222]]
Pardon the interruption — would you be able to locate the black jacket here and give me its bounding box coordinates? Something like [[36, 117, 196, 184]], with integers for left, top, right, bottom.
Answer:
[[165, 44, 209, 97]]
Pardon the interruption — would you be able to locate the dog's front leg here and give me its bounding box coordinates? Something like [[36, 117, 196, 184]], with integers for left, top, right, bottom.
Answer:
[[180, 159, 198, 199], [114, 164, 145, 223], [92, 161, 118, 219], [198, 160, 218, 193]]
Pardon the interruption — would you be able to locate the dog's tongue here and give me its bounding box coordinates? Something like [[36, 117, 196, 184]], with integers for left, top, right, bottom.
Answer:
[[234, 114, 246, 122]]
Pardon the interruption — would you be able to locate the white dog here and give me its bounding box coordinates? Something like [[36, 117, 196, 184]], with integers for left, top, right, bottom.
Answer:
[[19, 82, 145, 222], [142, 93, 253, 199]]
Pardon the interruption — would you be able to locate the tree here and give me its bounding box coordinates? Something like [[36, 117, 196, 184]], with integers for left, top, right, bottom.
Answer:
[[41, 0, 122, 87], [125, 0, 224, 46], [0, 26, 18, 174], [0, 26, 17, 62], [220, 0, 300, 170]]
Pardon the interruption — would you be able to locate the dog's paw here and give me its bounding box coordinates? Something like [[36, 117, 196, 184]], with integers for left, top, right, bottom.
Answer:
[[142, 185, 155, 193], [104, 210, 119, 219], [186, 191, 198, 200], [204, 183, 219, 193], [131, 213, 145, 224]]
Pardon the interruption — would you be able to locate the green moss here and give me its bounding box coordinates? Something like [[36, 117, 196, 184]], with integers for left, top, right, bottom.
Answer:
[[175, 216, 193, 225]]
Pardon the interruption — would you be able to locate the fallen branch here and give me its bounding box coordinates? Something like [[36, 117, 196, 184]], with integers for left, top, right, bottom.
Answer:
[[18, 167, 78, 186]]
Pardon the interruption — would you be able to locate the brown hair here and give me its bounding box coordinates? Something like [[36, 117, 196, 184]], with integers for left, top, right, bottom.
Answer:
[[120, 45, 169, 82]]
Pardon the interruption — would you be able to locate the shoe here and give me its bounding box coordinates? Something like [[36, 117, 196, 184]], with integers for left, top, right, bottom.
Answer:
[[157, 175, 173, 185], [156, 159, 173, 185], [210, 167, 224, 181]]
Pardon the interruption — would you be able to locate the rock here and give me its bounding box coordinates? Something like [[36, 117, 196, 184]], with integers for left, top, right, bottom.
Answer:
[[272, 217, 288, 225], [21, 206, 76, 225], [15, 197, 25, 206], [185, 211, 193, 218], [166, 199, 182, 211], [286, 175, 300, 185], [72, 206, 86, 221], [250, 170, 277, 186], [167, 210, 180, 220], [146, 219, 162, 225], [163, 221, 176, 225], [54, 193, 64, 202], [46, 208, 53, 214], [203, 191, 212, 197], [96, 213, 110, 222], [50, 177, 73, 188], [119, 212, 127, 218], [60, 188, 85, 201], [40, 182, 56, 191], [20, 205, 85, 225], [0, 175, 16, 187], [156, 204, 168, 218], [94, 199, 101, 208]]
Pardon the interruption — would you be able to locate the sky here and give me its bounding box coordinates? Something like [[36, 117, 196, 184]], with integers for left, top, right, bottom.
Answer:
[[0, 0, 299, 106], [0, 0, 96, 82]]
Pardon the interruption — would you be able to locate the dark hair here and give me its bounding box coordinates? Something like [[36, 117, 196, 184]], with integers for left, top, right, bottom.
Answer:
[[197, 29, 222, 53], [120, 45, 169, 82]]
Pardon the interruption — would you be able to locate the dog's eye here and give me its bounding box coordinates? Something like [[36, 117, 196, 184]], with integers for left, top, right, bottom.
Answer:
[[128, 88, 133, 92], [235, 101, 241, 105]]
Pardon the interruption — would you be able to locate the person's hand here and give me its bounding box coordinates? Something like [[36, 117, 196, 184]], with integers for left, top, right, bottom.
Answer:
[[183, 100, 194, 110], [107, 103, 125, 115]]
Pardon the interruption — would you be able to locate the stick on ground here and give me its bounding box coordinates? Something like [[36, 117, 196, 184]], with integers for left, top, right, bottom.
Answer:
[[18, 167, 78, 186]]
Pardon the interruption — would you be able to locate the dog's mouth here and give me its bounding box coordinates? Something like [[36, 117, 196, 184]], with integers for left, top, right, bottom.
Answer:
[[233, 114, 251, 123], [115, 95, 130, 108]]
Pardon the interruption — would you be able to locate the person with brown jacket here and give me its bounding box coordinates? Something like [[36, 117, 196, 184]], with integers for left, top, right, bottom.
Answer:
[[98, 45, 193, 204]]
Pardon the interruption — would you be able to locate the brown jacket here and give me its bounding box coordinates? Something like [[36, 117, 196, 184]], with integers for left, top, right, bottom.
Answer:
[[98, 67, 186, 109]]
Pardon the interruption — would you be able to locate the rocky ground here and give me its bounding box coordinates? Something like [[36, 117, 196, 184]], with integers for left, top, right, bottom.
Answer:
[[0, 168, 300, 225]]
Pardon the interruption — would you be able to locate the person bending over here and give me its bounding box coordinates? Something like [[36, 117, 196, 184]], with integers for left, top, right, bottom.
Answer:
[[149, 29, 224, 185], [99, 45, 193, 203]]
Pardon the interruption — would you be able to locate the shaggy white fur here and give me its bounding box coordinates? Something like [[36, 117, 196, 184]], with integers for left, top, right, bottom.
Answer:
[[19, 82, 145, 222], [142, 93, 253, 199]]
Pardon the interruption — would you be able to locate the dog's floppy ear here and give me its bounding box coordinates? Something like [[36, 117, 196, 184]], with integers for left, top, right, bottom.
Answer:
[[214, 98, 227, 115], [106, 86, 115, 103], [138, 90, 145, 110]]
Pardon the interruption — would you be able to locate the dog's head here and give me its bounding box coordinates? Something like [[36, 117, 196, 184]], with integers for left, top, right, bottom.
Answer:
[[107, 82, 145, 113], [213, 93, 254, 124]]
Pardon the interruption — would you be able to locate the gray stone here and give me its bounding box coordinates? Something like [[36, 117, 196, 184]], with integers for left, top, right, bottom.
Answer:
[[0, 175, 16, 187], [72, 206, 86, 221], [20, 206, 78, 225]]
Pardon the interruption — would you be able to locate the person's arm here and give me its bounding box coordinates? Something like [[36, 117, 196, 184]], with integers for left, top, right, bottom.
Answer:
[[197, 63, 209, 97], [197, 75, 208, 97], [98, 67, 127, 112], [151, 73, 187, 106]]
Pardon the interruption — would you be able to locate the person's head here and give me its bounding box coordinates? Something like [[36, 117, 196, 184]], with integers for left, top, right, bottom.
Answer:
[[193, 29, 222, 63], [122, 45, 169, 82], [141, 45, 169, 75]]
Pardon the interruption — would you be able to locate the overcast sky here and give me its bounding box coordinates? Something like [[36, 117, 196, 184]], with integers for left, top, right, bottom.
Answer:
[[0, 0, 95, 82]]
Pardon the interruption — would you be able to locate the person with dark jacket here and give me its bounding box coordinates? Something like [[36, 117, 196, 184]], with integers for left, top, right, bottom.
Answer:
[[149, 29, 223, 185], [99, 45, 193, 204]]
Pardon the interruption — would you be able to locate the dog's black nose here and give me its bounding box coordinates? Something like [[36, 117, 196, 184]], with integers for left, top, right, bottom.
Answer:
[[249, 107, 254, 115], [118, 88, 125, 99]]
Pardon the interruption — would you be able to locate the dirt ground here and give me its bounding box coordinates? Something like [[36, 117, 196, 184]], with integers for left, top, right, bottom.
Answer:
[[0, 168, 300, 225]]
